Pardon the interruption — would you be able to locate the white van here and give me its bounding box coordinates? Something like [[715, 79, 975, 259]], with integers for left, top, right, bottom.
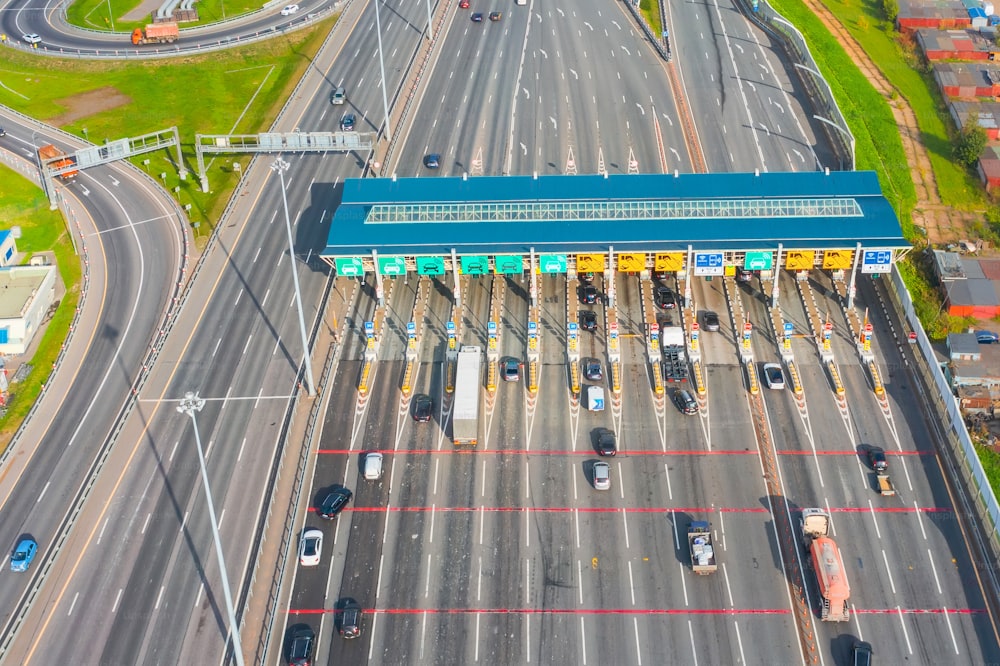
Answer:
[[587, 386, 605, 412], [364, 452, 383, 480], [516, 0, 526, 5]]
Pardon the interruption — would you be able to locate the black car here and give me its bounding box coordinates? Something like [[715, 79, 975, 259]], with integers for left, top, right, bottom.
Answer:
[[672, 389, 698, 415], [471, 12, 484, 21], [424, 153, 440, 169], [736, 267, 753, 282], [0, 128, 6, 137], [413, 394, 433, 422], [339, 601, 363, 639], [654, 287, 676, 309], [340, 113, 356, 131], [702, 311, 720, 332], [582, 285, 598, 304], [596, 429, 617, 456], [489, 11, 502, 20], [580, 272, 595, 283], [867, 446, 887, 472], [851, 640, 873, 666], [287, 625, 315, 666], [318, 488, 352, 519], [580, 310, 598, 331], [583, 359, 603, 382]]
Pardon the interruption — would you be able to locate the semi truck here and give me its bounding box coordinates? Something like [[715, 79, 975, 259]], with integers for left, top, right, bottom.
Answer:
[[38, 144, 78, 179], [131, 22, 180, 45], [687, 521, 717, 574], [452, 346, 482, 445], [661, 326, 689, 383], [801, 508, 850, 622]]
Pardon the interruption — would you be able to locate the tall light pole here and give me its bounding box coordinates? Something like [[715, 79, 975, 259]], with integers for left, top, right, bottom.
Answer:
[[176, 393, 245, 666], [374, 0, 392, 143], [107, 0, 115, 32], [270, 158, 317, 396]]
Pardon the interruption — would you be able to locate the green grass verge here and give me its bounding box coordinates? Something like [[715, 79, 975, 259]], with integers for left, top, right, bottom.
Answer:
[[0, 165, 82, 443], [640, 0, 663, 37], [66, 0, 260, 33], [0, 16, 336, 235], [977, 444, 1000, 494]]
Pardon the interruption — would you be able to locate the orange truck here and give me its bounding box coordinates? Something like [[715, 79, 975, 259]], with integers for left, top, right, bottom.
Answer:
[[131, 22, 179, 45], [38, 144, 78, 179], [801, 508, 851, 622]]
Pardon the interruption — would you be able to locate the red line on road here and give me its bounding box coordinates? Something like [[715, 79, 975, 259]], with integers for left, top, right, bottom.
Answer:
[[309, 506, 949, 514], [854, 608, 986, 614], [316, 449, 759, 455], [777, 450, 928, 456], [288, 607, 793, 616]]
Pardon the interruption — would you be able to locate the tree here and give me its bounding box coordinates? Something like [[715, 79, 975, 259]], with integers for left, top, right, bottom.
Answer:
[[955, 124, 988, 167], [882, 0, 899, 22]]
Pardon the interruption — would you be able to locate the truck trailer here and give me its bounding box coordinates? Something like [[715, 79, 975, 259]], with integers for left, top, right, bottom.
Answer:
[[801, 508, 850, 621], [38, 144, 78, 179], [687, 521, 717, 574], [660, 326, 689, 383], [452, 346, 482, 445], [131, 22, 179, 45]]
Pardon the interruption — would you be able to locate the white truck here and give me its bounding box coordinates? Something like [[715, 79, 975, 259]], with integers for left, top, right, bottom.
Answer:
[[661, 326, 689, 383], [452, 346, 482, 445], [688, 521, 717, 574]]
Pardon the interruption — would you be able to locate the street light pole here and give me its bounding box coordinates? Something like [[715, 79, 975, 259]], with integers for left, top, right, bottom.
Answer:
[[374, 0, 393, 143], [270, 158, 317, 396], [176, 393, 245, 666], [107, 0, 115, 32]]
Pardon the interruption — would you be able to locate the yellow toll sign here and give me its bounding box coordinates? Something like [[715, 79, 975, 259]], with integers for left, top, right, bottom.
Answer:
[[654, 252, 684, 272], [785, 251, 815, 271], [617, 253, 645, 273], [576, 254, 605, 274], [822, 250, 854, 270]]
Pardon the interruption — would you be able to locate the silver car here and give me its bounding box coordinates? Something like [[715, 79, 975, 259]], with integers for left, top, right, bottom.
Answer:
[[593, 461, 611, 490]]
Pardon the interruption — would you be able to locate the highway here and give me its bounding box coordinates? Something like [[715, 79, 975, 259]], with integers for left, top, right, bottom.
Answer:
[[1, 0, 997, 664]]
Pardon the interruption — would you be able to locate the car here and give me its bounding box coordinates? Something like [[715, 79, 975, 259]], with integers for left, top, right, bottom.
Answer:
[[867, 446, 888, 472], [459, 0, 470, 6], [318, 488, 352, 519], [298, 528, 323, 567], [22, 34, 41, 44], [471, 12, 484, 21], [330, 86, 346, 105], [340, 113, 356, 131], [702, 311, 720, 332], [489, 11, 502, 20], [580, 310, 598, 331], [762, 363, 785, 390], [654, 287, 676, 309], [580, 272, 595, 283], [287, 625, 315, 666], [977, 330, 1000, 344], [424, 153, 440, 169], [582, 285, 598, 304], [364, 452, 384, 480], [0, 128, 6, 137], [502, 357, 520, 382], [851, 640, 873, 666], [736, 267, 753, 282], [673, 389, 699, 415], [596, 429, 616, 456], [339, 600, 363, 639], [653, 271, 669, 280], [280, 4, 299, 15], [583, 358, 603, 382], [593, 461, 611, 490], [412, 393, 433, 422], [10, 538, 37, 572]]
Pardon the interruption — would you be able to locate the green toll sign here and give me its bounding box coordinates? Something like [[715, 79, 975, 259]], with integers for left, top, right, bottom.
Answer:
[[494, 255, 524, 275], [539, 254, 567, 273], [461, 255, 489, 275], [744, 251, 773, 271], [417, 256, 445, 275], [334, 257, 364, 277], [377, 255, 407, 275]]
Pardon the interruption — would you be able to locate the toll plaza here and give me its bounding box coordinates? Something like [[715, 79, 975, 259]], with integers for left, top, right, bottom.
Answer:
[[322, 170, 908, 408]]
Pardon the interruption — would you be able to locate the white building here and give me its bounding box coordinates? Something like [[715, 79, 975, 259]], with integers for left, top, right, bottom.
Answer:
[[0, 264, 56, 355]]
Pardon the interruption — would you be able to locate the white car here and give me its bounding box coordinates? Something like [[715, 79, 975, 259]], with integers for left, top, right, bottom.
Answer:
[[22, 34, 41, 44], [364, 452, 383, 480], [298, 528, 322, 566], [280, 4, 299, 15], [762, 363, 785, 390], [593, 461, 611, 491]]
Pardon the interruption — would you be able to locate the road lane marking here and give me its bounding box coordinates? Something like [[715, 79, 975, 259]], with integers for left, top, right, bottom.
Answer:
[[36, 481, 50, 504], [113, 588, 123, 613], [621, 508, 630, 549], [67, 592, 79, 616], [896, 604, 913, 653], [97, 518, 108, 545], [927, 548, 943, 594], [424, 553, 432, 599], [141, 512, 150, 535], [722, 562, 735, 607], [580, 617, 586, 665], [881, 549, 896, 594], [635, 617, 643, 665], [375, 553, 385, 599], [627, 561, 636, 605]]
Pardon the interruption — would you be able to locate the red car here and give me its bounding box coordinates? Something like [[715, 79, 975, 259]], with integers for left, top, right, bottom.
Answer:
[[459, 0, 469, 7]]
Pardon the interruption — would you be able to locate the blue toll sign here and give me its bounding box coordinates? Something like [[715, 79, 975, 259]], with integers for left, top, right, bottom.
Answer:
[[365, 321, 374, 335], [861, 249, 892, 274], [407, 321, 416, 337]]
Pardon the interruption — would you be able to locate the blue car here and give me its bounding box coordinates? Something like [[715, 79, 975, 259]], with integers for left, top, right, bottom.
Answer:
[[977, 330, 999, 344], [10, 538, 37, 572]]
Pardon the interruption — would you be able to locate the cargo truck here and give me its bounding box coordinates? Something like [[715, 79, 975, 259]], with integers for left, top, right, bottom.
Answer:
[[800, 508, 850, 621], [876, 472, 896, 496], [38, 144, 78, 179], [131, 22, 179, 45], [687, 521, 717, 574], [452, 346, 482, 445], [660, 326, 689, 383]]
